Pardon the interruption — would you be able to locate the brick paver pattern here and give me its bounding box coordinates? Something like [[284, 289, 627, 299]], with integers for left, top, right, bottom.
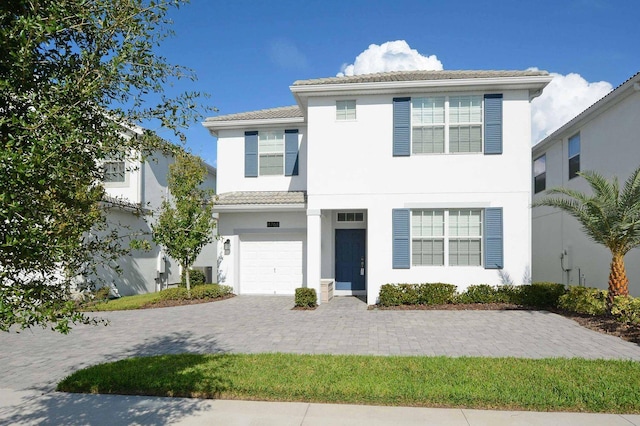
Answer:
[[2, 296, 640, 393]]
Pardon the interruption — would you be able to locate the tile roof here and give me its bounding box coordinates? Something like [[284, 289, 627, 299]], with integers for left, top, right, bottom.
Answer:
[[293, 70, 549, 86], [216, 191, 307, 206], [204, 105, 302, 122]]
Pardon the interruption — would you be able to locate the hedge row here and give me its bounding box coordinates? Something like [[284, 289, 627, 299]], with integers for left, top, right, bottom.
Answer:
[[378, 282, 640, 325], [157, 284, 233, 301], [378, 282, 565, 308]]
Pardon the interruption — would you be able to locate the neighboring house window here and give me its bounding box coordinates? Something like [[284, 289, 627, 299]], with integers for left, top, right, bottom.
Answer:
[[568, 133, 580, 179], [401, 94, 494, 156], [411, 209, 482, 266], [394, 207, 502, 270], [337, 212, 364, 222], [103, 161, 126, 183], [245, 130, 299, 177], [533, 154, 546, 193], [258, 131, 284, 175], [336, 100, 356, 120]]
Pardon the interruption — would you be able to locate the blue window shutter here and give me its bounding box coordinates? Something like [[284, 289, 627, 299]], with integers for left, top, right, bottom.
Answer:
[[484, 208, 503, 269], [484, 94, 503, 155], [285, 129, 299, 176], [393, 97, 410, 156], [244, 131, 258, 177], [392, 209, 410, 269]]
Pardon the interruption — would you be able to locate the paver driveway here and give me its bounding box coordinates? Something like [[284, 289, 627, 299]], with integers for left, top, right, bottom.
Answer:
[[2, 295, 640, 393]]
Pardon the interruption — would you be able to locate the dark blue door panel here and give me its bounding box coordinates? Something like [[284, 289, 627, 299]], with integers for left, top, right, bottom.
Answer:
[[335, 229, 366, 291]]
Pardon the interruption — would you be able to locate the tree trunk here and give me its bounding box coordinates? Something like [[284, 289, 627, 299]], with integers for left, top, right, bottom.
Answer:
[[185, 266, 191, 298], [608, 251, 629, 306]]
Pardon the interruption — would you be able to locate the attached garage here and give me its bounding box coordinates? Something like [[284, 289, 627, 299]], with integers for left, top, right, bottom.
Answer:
[[239, 233, 305, 294]]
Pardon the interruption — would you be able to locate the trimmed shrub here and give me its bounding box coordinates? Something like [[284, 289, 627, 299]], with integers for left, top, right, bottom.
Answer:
[[295, 287, 317, 308], [158, 287, 189, 301], [94, 286, 111, 301], [180, 269, 206, 287], [558, 286, 607, 315], [456, 284, 499, 304], [378, 283, 456, 306], [520, 282, 566, 308], [496, 284, 522, 304], [416, 283, 457, 305], [191, 284, 233, 300], [611, 296, 640, 324]]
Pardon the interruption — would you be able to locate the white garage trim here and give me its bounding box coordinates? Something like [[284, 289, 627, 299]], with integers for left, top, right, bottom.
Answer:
[[239, 233, 306, 295]]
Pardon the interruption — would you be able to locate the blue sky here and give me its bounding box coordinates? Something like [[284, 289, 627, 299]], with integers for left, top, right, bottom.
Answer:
[[151, 0, 640, 166]]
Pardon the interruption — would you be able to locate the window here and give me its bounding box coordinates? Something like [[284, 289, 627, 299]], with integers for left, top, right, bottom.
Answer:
[[337, 212, 364, 222], [258, 131, 284, 175], [336, 100, 356, 120], [411, 95, 482, 154], [533, 155, 546, 193], [412, 209, 482, 266], [568, 133, 580, 179], [103, 161, 125, 183]]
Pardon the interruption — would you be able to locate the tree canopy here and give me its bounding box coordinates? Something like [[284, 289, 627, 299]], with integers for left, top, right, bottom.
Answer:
[[0, 0, 207, 332]]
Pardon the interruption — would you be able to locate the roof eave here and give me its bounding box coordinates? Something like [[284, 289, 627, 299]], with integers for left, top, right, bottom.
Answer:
[[202, 117, 306, 136], [214, 203, 306, 212]]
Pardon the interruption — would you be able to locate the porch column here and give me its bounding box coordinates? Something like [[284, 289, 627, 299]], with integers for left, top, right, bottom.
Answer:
[[307, 209, 322, 304]]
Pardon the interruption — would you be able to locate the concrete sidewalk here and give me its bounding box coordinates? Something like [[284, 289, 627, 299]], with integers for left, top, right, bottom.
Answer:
[[1, 389, 639, 425]]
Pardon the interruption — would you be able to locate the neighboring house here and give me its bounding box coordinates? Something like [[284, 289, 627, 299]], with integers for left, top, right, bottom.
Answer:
[[532, 71, 640, 295], [98, 134, 218, 296], [204, 70, 552, 304]]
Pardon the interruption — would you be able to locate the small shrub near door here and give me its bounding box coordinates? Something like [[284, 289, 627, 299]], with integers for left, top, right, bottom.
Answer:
[[295, 288, 317, 308], [378, 283, 457, 306], [456, 284, 499, 304]]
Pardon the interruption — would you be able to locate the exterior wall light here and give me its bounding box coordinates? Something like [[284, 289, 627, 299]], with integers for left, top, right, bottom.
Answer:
[[224, 239, 231, 255]]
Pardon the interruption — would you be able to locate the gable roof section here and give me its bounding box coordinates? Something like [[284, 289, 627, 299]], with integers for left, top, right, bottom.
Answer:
[[203, 105, 304, 135], [533, 71, 640, 154]]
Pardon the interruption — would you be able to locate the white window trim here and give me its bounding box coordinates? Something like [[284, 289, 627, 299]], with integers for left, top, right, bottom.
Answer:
[[411, 94, 484, 155], [412, 209, 483, 267], [103, 160, 130, 187]]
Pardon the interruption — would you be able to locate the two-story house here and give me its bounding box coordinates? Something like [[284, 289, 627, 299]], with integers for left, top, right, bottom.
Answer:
[[204, 70, 552, 304], [532, 71, 640, 295], [98, 136, 218, 296]]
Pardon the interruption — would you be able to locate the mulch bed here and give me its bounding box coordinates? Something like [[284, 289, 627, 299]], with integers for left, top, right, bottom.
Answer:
[[372, 303, 640, 345]]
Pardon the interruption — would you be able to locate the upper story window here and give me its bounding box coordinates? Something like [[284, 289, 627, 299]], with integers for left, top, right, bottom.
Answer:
[[103, 161, 126, 183], [533, 154, 546, 193], [568, 133, 580, 180], [412, 95, 483, 154], [258, 131, 284, 175], [244, 129, 299, 178], [336, 100, 356, 120], [411, 209, 482, 267]]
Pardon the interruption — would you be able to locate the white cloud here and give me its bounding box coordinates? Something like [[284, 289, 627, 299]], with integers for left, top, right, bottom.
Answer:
[[337, 40, 442, 77], [531, 71, 612, 143], [267, 38, 308, 70]]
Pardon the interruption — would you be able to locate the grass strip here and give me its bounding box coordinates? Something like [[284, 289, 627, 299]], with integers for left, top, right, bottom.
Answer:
[[81, 292, 163, 311], [57, 353, 640, 413]]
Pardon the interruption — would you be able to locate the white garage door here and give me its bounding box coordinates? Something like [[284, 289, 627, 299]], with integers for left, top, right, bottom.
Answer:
[[239, 234, 305, 295]]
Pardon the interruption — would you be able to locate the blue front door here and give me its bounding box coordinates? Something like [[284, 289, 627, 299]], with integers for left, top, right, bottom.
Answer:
[[335, 229, 366, 291]]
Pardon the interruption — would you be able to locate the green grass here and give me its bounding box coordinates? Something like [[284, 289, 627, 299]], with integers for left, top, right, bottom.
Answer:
[[81, 292, 164, 311], [57, 353, 640, 413]]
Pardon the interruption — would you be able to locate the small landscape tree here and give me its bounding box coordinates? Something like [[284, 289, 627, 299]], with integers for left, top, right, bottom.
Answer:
[[152, 152, 216, 297], [534, 167, 640, 306]]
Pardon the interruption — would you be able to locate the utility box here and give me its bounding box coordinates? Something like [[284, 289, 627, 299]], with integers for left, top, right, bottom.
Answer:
[[320, 279, 334, 303]]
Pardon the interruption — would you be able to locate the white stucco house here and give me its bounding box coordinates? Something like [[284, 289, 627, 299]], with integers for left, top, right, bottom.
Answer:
[[98, 138, 218, 296], [204, 70, 552, 304], [532, 71, 640, 295]]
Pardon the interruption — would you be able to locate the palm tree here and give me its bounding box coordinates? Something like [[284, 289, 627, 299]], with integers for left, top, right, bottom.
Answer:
[[533, 166, 640, 305]]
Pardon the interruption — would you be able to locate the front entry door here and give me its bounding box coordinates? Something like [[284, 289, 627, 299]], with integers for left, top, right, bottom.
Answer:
[[335, 229, 366, 291]]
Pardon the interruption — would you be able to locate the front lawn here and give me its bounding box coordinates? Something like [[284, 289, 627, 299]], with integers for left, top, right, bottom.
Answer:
[[57, 353, 640, 413]]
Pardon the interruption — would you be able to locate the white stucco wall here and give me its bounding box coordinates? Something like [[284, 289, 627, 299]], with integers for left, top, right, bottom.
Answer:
[[532, 87, 640, 295]]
